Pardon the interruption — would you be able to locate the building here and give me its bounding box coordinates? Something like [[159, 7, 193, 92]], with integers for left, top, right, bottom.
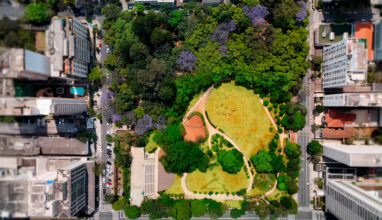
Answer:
[[325, 179, 382, 220], [322, 143, 382, 167], [323, 93, 382, 107], [0, 136, 89, 156], [128, 0, 175, 10], [46, 16, 90, 79], [322, 34, 367, 88], [374, 21, 382, 61], [0, 158, 95, 218]]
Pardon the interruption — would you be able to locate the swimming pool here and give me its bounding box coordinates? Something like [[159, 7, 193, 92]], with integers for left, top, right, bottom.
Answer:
[[70, 87, 84, 96]]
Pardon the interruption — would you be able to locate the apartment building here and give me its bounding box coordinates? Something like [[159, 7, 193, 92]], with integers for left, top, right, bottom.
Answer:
[[0, 158, 95, 218], [325, 179, 382, 220], [46, 16, 90, 79], [322, 34, 367, 88]]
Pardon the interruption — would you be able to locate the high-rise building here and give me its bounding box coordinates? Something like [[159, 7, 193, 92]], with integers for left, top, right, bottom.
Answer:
[[322, 34, 367, 88], [46, 17, 90, 79], [325, 179, 382, 220], [0, 158, 95, 218], [322, 143, 382, 167]]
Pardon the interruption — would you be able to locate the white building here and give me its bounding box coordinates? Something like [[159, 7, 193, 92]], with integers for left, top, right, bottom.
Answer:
[[0, 97, 87, 116], [322, 34, 368, 88], [323, 93, 382, 107], [46, 17, 90, 79], [325, 179, 382, 220], [322, 143, 382, 167]]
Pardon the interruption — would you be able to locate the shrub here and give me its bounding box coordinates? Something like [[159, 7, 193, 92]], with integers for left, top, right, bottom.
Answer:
[[207, 150, 213, 157], [26, 2, 47, 24], [230, 208, 245, 218], [279, 110, 285, 116], [315, 105, 324, 113], [106, 134, 113, 142], [263, 100, 269, 106], [125, 205, 141, 219], [268, 106, 273, 111], [205, 111, 216, 128], [208, 191, 213, 195], [277, 182, 286, 190]]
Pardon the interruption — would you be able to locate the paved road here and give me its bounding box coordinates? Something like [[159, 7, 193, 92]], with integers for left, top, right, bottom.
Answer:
[[0, 6, 24, 20]]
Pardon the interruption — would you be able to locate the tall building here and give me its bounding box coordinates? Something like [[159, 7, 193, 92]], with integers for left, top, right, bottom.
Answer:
[[0, 158, 95, 218], [322, 34, 367, 88], [325, 179, 382, 220], [46, 16, 90, 79], [322, 143, 382, 167]]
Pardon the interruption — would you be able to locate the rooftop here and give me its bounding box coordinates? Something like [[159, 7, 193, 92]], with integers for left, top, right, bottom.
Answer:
[[322, 127, 355, 139], [325, 110, 356, 127], [317, 24, 352, 45], [354, 22, 373, 61], [323, 143, 382, 167]]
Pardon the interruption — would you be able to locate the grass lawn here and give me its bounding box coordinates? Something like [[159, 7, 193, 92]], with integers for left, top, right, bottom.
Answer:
[[206, 81, 275, 158], [247, 173, 276, 196], [266, 188, 288, 201], [145, 132, 159, 153], [186, 165, 249, 193], [220, 200, 243, 209], [164, 175, 184, 195]]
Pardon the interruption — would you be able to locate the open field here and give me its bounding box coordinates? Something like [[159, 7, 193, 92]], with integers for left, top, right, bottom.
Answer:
[[205, 82, 275, 158], [186, 165, 249, 193], [164, 175, 184, 195]]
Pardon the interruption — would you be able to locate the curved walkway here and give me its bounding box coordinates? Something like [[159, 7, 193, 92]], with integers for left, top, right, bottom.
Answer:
[[181, 84, 288, 200]]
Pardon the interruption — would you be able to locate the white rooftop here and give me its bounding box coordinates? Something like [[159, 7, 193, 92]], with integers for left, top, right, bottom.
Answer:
[[323, 144, 382, 167]]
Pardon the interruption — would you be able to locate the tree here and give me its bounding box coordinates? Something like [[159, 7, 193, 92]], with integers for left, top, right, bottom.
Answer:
[[315, 104, 324, 113], [287, 181, 299, 194], [191, 200, 207, 217], [92, 163, 102, 176], [150, 27, 171, 48], [115, 152, 132, 168], [308, 140, 322, 155], [230, 208, 245, 219], [129, 42, 149, 61], [207, 200, 225, 219], [270, 154, 285, 173], [176, 51, 197, 72], [312, 55, 322, 71], [168, 10, 183, 28], [104, 54, 117, 69], [284, 142, 301, 157], [104, 194, 118, 204], [251, 150, 273, 173], [170, 200, 191, 220], [26, 3, 47, 24], [89, 67, 101, 82], [125, 205, 141, 219], [217, 149, 244, 174], [102, 4, 121, 21], [134, 3, 144, 15]]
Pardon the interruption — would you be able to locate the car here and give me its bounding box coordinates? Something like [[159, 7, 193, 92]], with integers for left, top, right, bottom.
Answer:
[[103, 188, 106, 195], [99, 42, 102, 48], [102, 169, 106, 176], [107, 145, 112, 150], [102, 177, 105, 184]]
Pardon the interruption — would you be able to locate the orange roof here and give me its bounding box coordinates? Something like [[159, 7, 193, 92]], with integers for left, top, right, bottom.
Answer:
[[354, 22, 373, 60], [322, 127, 355, 139], [325, 110, 356, 127]]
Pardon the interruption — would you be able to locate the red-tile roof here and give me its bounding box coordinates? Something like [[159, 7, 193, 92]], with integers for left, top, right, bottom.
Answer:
[[354, 22, 373, 60], [322, 127, 355, 139], [325, 110, 356, 127]]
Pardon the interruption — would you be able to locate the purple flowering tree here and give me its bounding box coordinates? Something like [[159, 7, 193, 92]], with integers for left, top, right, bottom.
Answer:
[[176, 51, 197, 72], [101, 90, 114, 104], [154, 115, 167, 131], [242, 5, 269, 27], [135, 115, 153, 135], [210, 20, 237, 46], [296, 1, 307, 23], [112, 114, 121, 123]]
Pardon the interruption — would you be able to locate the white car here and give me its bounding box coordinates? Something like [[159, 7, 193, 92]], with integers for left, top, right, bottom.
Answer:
[[107, 145, 112, 150], [102, 177, 105, 184]]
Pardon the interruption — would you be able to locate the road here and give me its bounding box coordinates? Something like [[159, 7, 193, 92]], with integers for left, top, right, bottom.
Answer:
[[0, 5, 24, 20], [295, 0, 315, 219]]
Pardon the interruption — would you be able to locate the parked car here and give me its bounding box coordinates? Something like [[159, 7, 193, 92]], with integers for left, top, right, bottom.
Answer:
[[102, 169, 106, 176], [103, 188, 106, 195], [102, 177, 105, 184], [107, 145, 112, 150]]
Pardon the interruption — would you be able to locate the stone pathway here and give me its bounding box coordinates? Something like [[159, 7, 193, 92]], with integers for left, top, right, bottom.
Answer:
[[181, 84, 289, 200]]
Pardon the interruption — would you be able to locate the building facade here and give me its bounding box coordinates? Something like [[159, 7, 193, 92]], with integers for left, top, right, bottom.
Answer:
[[325, 179, 382, 220], [322, 34, 367, 88]]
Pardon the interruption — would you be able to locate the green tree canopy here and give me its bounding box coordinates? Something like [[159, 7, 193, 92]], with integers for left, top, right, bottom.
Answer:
[[217, 149, 244, 174], [191, 200, 207, 217], [125, 205, 141, 219], [308, 140, 322, 155], [26, 3, 47, 24], [251, 150, 273, 173], [284, 142, 301, 158]]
